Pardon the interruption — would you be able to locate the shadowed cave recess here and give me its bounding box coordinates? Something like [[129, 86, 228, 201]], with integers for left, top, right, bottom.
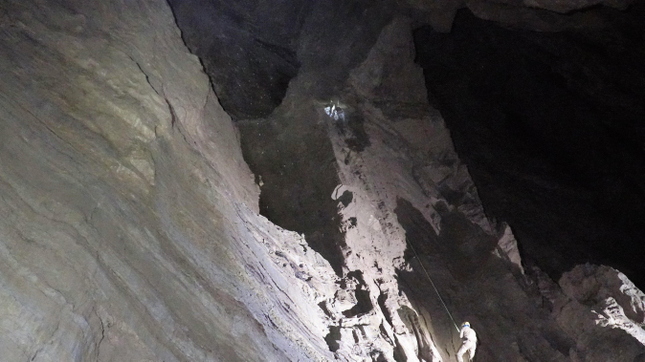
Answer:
[[2, 0, 645, 361]]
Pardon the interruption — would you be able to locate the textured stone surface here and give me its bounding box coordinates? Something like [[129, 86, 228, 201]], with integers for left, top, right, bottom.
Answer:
[[554, 265, 645, 361], [167, 0, 305, 119], [236, 12, 645, 360], [1, 0, 644, 361], [0, 1, 336, 361]]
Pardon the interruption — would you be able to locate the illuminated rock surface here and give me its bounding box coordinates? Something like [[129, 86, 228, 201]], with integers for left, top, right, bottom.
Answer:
[[0, 0, 644, 361]]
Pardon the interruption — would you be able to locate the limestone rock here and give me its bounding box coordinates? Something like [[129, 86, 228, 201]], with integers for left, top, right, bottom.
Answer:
[[0, 0, 333, 360], [166, 0, 304, 119], [555, 264, 645, 361], [1, 0, 644, 361]]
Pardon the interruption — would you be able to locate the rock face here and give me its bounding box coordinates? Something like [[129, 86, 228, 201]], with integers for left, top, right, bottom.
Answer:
[[558, 264, 645, 360], [414, 5, 645, 289], [166, 0, 305, 119], [168, 0, 394, 120], [0, 1, 333, 360], [1, 0, 644, 362]]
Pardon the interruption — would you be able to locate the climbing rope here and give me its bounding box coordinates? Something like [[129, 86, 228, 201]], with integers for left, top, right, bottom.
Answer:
[[406, 239, 461, 333]]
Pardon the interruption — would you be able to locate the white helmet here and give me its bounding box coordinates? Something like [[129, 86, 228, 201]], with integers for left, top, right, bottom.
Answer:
[[462, 322, 470, 328]]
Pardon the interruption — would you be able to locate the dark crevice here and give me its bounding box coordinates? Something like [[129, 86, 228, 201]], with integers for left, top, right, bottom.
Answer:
[[337, 190, 354, 208], [392, 334, 408, 362], [370, 350, 388, 362], [237, 119, 347, 276], [325, 325, 342, 352], [319, 301, 333, 318], [336, 112, 371, 152], [377, 290, 393, 327], [342, 271, 374, 317]]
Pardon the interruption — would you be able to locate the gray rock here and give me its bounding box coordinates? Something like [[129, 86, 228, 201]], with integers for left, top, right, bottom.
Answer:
[[0, 0, 643, 361]]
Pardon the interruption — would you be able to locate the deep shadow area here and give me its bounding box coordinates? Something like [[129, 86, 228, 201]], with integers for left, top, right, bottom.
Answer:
[[167, 0, 306, 119], [414, 4, 645, 288], [394, 198, 497, 279], [167, 0, 394, 119], [325, 325, 342, 352], [336, 111, 372, 152], [343, 271, 373, 317], [238, 117, 347, 276], [394, 199, 579, 361], [392, 198, 478, 358], [295, 0, 395, 98]]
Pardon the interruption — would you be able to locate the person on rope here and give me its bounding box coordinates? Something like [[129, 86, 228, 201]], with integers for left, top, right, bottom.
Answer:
[[457, 321, 477, 362]]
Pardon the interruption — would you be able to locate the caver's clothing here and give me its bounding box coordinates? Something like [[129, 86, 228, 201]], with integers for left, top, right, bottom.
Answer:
[[457, 325, 477, 362]]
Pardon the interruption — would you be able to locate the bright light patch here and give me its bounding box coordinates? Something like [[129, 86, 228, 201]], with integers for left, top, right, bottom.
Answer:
[[324, 104, 345, 121], [594, 297, 645, 345]]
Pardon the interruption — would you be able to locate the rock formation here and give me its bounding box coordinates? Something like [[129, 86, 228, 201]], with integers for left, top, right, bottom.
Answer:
[[414, 5, 645, 289], [0, 0, 644, 361]]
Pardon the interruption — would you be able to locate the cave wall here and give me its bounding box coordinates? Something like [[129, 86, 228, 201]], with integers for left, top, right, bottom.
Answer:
[[0, 1, 340, 360], [166, 0, 306, 119], [319, 16, 645, 361], [169, 2, 645, 358], [414, 4, 645, 288], [1, 0, 645, 361]]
